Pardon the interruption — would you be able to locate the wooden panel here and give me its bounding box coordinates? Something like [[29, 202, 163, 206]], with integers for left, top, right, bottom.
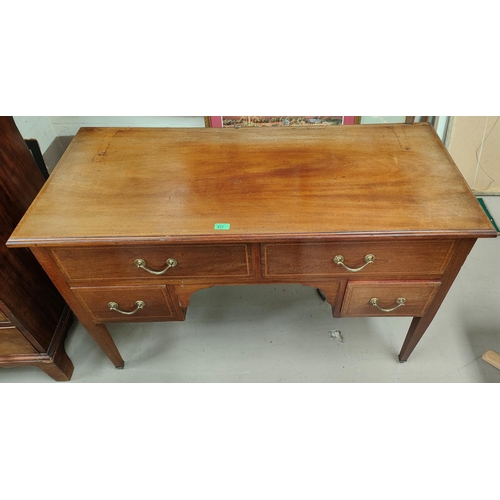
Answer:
[[0, 326, 36, 355], [8, 124, 496, 248], [340, 281, 441, 317], [262, 240, 455, 279], [482, 350, 500, 370], [73, 285, 183, 323], [0, 116, 70, 355], [52, 244, 253, 282], [0, 310, 10, 323]]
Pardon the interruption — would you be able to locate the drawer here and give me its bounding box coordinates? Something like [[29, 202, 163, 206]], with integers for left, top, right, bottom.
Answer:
[[73, 285, 184, 323], [0, 326, 37, 355], [53, 244, 253, 282], [340, 281, 441, 317], [262, 240, 455, 279]]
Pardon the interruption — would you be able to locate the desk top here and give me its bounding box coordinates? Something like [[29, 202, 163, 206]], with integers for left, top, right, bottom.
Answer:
[[8, 123, 497, 247]]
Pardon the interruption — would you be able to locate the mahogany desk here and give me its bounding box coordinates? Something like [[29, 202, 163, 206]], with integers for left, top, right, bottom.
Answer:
[[7, 123, 497, 370]]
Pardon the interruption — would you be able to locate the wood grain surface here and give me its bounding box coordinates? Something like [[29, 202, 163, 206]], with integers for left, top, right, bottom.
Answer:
[[8, 123, 496, 247], [0, 116, 74, 380]]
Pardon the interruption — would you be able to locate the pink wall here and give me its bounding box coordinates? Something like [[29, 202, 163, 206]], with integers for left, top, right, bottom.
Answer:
[[208, 116, 223, 127]]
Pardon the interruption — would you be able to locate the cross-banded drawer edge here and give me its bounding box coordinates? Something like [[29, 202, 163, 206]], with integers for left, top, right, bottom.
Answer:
[[51, 243, 254, 283], [340, 280, 441, 317], [72, 285, 185, 323], [262, 240, 456, 279]]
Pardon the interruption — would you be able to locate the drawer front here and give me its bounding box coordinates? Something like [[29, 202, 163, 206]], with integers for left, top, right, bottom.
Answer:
[[0, 326, 36, 355], [340, 281, 441, 317], [262, 240, 455, 279], [53, 244, 252, 282], [73, 286, 183, 322]]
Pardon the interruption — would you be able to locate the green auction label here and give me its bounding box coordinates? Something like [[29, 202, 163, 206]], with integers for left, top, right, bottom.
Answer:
[[214, 223, 231, 230]]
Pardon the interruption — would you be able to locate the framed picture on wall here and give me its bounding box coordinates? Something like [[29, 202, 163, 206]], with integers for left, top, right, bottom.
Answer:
[[205, 116, 356, 127]]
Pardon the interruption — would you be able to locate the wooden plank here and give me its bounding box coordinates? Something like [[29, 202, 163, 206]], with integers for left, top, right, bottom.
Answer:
[[8, 123, 496, 247], [482, 350, 500, 370]]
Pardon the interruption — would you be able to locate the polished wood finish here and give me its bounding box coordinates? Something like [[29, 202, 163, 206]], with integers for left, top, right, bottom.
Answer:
[[0, 117, 74, 381], [73, 285, 183, 322], [7, 123, 497, 370], [262, 240, 455, 279], [9, 124, 494, 246], [340, 281, 440, 317], [52, 244, 253, 282], [30, 246, 124, 368], [0, 326, 37, 354], [398, 238, 477, 361]]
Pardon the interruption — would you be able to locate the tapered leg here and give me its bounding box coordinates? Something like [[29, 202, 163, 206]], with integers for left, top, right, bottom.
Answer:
[[399, 316, 432, 362], [31, 247, 125, 369], [85, 323, 125, 368], [398, 238, 477, 362]]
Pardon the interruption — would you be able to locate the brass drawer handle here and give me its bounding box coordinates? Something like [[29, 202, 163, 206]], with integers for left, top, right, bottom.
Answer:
[[370, 297, 406, 313], [108, 300, 146, 315], [333, 254, 375, 272], [134, 258, 177, 275]]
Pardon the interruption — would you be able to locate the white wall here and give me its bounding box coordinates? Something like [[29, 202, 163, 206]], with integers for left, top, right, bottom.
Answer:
[[49, 116, 205, 136], [13, 116, 57, 153], [435, 117, 449, 144], [12, 116, 206, 153], [359, 116, 449, 142], [360, 116, 406, 124]]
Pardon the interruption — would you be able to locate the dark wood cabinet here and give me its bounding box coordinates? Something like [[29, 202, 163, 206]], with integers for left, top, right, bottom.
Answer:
[[0, 116, 73, 381]]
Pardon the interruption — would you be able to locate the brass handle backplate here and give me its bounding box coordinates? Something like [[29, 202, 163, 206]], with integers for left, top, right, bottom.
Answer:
[[108, 300, 146, 315], [333, 254, 375, 272], [370, 297, 406, 313], [134, 258, 177, 275]]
